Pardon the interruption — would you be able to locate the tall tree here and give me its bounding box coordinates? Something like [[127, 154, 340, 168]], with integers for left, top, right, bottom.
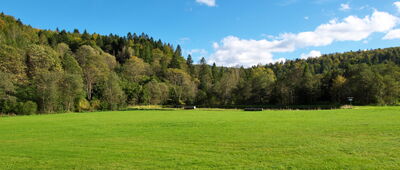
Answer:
[[75, 45, 109, 100], [144, 80, 170, 105], [186, 54, 195, 76], [33, 72, 60, 113], [249, 67, 276, 104], [168, 45, 183, 69], [214, 69, 240, 105], [100, 72, 126, 110], [0, 71, 17, 113], [166, 68, 197, 105], [121, 56, 151, 83], [331, 75, 347, 103], [198, 57, 212, 90], [59, 73, 84, 112]]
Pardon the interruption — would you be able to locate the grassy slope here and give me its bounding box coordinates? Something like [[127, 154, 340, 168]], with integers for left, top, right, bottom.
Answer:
[[0, 107, 399, 169]]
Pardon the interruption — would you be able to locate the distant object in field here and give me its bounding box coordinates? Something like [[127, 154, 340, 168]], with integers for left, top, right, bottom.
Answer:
[[347, 97, 354, 105], [340, 105, 353, 109], [244, 108, 263, 111], [184, 106, 196, 110]]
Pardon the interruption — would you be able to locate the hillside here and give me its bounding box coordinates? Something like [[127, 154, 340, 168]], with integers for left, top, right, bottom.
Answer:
[[0, 13, 400, 115]]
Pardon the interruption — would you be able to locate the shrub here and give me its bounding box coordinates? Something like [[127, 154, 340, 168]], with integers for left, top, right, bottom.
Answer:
[[77, 98, 90, 112], [90, 99, 101, 111], [16, 101, 37, 115], [0, 98, 17, 114]]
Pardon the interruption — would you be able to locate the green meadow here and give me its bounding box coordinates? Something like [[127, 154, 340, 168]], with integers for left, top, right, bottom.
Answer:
[[1, 107, 399, 169]]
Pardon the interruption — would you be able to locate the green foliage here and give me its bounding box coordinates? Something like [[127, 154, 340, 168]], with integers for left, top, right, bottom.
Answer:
[[186, 54, 194, 74], [168, 54, 181, 69], [57, 43, 82, 74], [121, 81, 142, 105], [26, 44, 62, 77], [1, 12, 400, 115], [0, 71, 18, 114], [75, 45, 110, 100], [198, 57, 212, 91], [0, 72, 37, 115], [0, 14, 39, 47], [90, 99, 101, 111], [143, 80, 169, 104], [0, 71, 15, 99], [168, 45, 184, 69], [59, 73, 84, 112], [0, 44, 26, 81], [77, 98, 90, 112], [121, 56, 151, 83], [100, 73, 126, 110], [214, 69, 240, 105], [248, 67, 276, 104], [15, 101, 37, 115], [0, 99, 17, 114], [33, 72, 61, 113], [165, 68, 197, 105], [331, 75, 347, 103]]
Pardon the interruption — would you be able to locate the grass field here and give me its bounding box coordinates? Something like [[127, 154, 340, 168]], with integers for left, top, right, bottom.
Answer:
[[0, 107, 400, 169]]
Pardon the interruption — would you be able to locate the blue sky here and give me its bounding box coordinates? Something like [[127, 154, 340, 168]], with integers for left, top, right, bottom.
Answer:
[[1, 0, 400, 66]]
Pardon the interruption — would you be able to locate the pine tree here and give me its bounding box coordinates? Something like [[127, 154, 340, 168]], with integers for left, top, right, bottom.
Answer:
[[168, 45, 182, 69], [199, 57, 212, 91], [186, 55, 194, 75], [82, 29, 91, 41], [211, 62, 218, 83], [174, 45, 182, 57], [187, 54, 193, 66]]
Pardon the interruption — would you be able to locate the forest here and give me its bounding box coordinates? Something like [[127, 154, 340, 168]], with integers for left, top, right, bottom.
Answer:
[[1, 13, 400, 115]]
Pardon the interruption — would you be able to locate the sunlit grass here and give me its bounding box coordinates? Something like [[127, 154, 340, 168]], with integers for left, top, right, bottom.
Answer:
[[0, 107, 399, 169]]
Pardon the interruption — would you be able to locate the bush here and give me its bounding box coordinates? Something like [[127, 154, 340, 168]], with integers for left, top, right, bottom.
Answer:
[[77, 98, 90, 112], [16, 101, 37, 115], [90, 99, 101, 111], [0, 99, 17, 113]]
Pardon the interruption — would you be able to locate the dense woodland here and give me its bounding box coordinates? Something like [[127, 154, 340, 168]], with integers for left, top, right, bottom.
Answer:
[[1, 13, 400, 115]]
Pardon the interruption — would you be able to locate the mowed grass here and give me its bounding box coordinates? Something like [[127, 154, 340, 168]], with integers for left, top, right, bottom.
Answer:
[[0, 107, 400, 169]]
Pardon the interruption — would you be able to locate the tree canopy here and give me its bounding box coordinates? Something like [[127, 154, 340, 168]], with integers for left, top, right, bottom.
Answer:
[[0, 13, 399, 115]]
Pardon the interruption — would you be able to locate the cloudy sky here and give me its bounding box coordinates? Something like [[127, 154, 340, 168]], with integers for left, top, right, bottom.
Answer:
[[1, 0, 400, 67]]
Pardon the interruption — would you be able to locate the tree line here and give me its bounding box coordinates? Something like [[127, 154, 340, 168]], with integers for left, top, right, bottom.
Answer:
[[0, 13, 399, 115]]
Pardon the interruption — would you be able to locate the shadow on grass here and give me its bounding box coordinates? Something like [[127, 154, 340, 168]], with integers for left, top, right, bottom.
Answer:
[[121, 108, 176, 111]]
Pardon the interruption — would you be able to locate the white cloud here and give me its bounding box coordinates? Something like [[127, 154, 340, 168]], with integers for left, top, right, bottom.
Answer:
[[208, 36, 286, 67], [196, 0, 216, 7], [304, 16, 310, 20], [383, 29, 400, 39], [186, 49, 208, 56], [261, 34, 277, 39], [208, 10, 399, 67], [340, 3, 351, 11], [359, 5, 369, 10], [394, 2, 400, 12], [301, 50, 322, 59]]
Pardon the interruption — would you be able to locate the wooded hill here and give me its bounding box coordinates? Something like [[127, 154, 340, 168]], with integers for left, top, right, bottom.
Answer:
[[1, 13, 399, 115]]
